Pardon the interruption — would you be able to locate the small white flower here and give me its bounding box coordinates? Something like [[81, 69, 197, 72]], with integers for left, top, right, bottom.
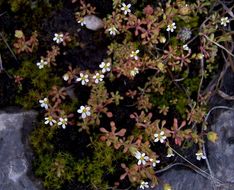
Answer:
[[77, 105, 91, 119], [183, 44, 190, 51], [99, 62, 111, 73], [63, 73, 69, 81], [58, 117, 68, 129], [154, 131, 167, 143], [135, 151, 149, 165], [130, 67, 139, 77], [140, 181, 149, 189], [93, 72, 104, 84], [76, 73, 89, 85], [130, 49, 140, 60], [108, 26, 118, 36], [196, 151, 206, 161], [36, 59, 48, 69], [39, 98, 49, 109], [220, 17, 230, 27], [53, 33, 64, 44], [44, 116, 56, 126], [149, 158, 160, 167], [121, 3, 131, 15], [166, 22, 176, 32], [78, 18, 86, 26]]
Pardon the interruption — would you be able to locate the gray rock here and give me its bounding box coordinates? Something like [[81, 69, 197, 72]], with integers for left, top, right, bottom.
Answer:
[[143, 109, 234, 190], [0, 110, 43, 190], [84, 15, 104, 31]]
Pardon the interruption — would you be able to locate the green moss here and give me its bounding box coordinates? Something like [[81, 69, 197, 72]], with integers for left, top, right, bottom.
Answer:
[[35, 153, 75, 190], [151, 87, 189, 118], [60, 99, 80, 113], [9, 0, 29, 12], [182, 77, 200, 96], [175, 94, 189, 118], [13, 60, 62, 108], [30, 123, 55, 155], [15, 89, 40, 109], [31, 122, 125, 190], [75, 141, 125, 189]]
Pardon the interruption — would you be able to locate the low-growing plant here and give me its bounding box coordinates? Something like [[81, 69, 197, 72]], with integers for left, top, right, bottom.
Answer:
[[2, 0, 233, 189]]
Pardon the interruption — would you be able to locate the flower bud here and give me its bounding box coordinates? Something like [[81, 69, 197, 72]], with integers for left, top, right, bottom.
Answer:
[[197, 53, 204, 60], [159, 36, 166, 43], [63, 73, 69, 81], [15, 30, 24, 38], [179, 5, 191, 15]]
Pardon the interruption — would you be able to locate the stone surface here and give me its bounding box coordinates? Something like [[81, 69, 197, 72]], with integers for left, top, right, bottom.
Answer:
[[0, 110, 43, 190], [141, 109, 234, 190], [84, 15, 104, 31]]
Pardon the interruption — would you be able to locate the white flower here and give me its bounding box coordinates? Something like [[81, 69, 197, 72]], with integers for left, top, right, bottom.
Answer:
[[53, 33, 64, 44], [130, 49, 140, 60], [154, 131, 167, 143], [63, 73, 69, 81], [36, 59, 48, 69], [166, 22, 176, 32], [76, 73, 89, 85], [44, 116, 56, 126], [77, 105, 91, 119], [196, 151, 206, 161], [58, 117, 68, 129], [121, 3, 131, 15], [220, 17, 230, 27], [99, 62, 111, 73], [183, 44, 190, 51], [39, 98, 49, 109], [149, 158, 160, 167], [108, 26, 118, 36], [130, 67, 139, 77], [78, 18, 86, 26], [140, 181, 149, 189], [135, 151, 149, 165], [93, 72, 104, 84]]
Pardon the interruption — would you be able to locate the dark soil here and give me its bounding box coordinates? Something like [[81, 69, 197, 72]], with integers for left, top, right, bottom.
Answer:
[[0, 71, 16, 107]]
